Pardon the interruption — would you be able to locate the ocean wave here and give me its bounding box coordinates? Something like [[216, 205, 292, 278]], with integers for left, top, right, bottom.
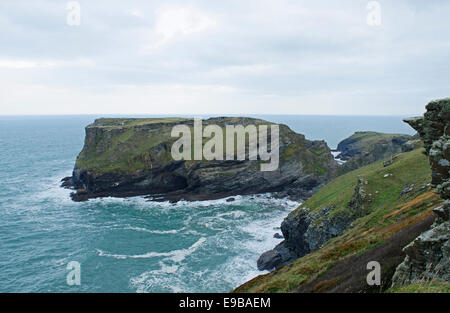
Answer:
[[130, 266, 187, 293], [96, 237, 207, 263], [148, 193, 301, 209], [216, 210, 246, 218], [123, 226, 183, 235]]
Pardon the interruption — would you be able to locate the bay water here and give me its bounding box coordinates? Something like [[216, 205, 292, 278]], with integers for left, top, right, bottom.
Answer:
[[0, 115, 414, 292]]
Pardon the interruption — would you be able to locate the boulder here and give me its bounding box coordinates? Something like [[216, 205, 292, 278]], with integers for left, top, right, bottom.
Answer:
[[273, 233, 284, 239]]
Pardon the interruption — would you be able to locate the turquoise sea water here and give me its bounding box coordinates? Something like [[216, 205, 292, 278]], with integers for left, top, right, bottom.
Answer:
[[0, 115, 415, 292]]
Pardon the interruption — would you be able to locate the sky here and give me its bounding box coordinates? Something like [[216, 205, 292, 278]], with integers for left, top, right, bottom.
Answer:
[[0, 0, 449, 115]]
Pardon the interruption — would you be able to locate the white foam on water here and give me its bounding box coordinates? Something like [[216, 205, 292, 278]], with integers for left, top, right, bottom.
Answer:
[[123, 226, 182, 235], [97, 237, 207, 262], [40, 174, 302, 293], [202, 197, 301, 290], [130, 266, 188, 293], [14, 170, 74, 213], [128, 196, 302, 293], [174, 195, 244, 208], [331, 151, 346, 164], [159, 261, 179, 274], [216, 210, 246, 218], [96, 249, 127, 260]]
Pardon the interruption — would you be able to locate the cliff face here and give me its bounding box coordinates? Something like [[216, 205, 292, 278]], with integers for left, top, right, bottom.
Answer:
[[63, 117, 338, 202], [404, 98, 450, 199], [336, 131, 415, 174], [392, 98, 450, 287], [391, 200, 449, 286], [257, 176, 370, 271]]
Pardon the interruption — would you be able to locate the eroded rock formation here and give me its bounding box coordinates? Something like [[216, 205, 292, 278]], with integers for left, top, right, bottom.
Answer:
[[404, 98, 449, 199], [392, 200, 450, 286], [392, 98, 450, 287], [257, 177, 370, 271]]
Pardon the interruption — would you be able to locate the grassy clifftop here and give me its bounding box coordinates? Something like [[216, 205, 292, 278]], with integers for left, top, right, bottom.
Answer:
[[76, 117, 333, 176], [234, 148, 448, 293], [68, 117, 337, 201], [336, 131, 415, 174], [76, 118, 189, 174], [337, 131, 412, 156], [293, 146, 430, 220]]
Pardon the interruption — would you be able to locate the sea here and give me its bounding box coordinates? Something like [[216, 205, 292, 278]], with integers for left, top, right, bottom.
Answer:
[[0, 114, 415, 292]]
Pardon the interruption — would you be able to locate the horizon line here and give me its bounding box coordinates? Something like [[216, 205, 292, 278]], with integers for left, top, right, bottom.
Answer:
[[0, 113, 422, 118]]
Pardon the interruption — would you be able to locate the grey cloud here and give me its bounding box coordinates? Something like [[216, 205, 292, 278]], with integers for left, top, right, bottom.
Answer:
[[0, 0, 449, 115]]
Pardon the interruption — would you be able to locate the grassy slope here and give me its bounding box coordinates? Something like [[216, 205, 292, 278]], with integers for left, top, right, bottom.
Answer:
[[339, 131, 411, 153], [387, 279, 450, 293], [234, 148, 448, 293]]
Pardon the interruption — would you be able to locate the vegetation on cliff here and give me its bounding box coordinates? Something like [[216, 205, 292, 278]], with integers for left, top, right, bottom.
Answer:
[[388, 279, 450, 293], [237, 98, 450, 293], [234, 148, 448, 292], [336, 131, 415, 175], [66, 117, 337, 201]]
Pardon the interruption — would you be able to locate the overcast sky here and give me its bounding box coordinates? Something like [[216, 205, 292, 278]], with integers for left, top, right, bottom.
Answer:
[[0, 0, 449, 115]]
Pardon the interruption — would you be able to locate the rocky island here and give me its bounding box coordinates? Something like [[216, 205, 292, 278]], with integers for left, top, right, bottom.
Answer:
[[62, 117, 338, 202]]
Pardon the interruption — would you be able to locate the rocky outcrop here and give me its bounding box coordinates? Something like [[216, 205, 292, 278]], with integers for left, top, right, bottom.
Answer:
[[392, 201, 450, 286], [63, 117, 338, 202], [401, 139, 422, 153], [404, 98, 449, 199], [257, 177, 370, 271], [336, 132, 413, 174], [392, 98, 450, 287]]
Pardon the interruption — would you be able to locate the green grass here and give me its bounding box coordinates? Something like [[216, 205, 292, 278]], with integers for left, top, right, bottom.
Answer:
[[291, 148, 432, 220], [77, 124, 177, 174], [75, 117, 333, 177], [388, 280, 450, 293], [342, 132, 411, 152], [90, 117, 188, 128]]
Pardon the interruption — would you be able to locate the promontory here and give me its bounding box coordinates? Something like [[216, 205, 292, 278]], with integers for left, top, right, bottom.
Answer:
[[62, 117, 338, 202]]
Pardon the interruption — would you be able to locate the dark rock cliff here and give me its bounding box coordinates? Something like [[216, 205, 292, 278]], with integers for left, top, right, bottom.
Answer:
[[63, 117, 338, 202], [404, 99, 450, 199], [392, 98, 450, 287], [336, 131, 414, 174], [257, 177, 370, 271], [392, 200, 449, 286]]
